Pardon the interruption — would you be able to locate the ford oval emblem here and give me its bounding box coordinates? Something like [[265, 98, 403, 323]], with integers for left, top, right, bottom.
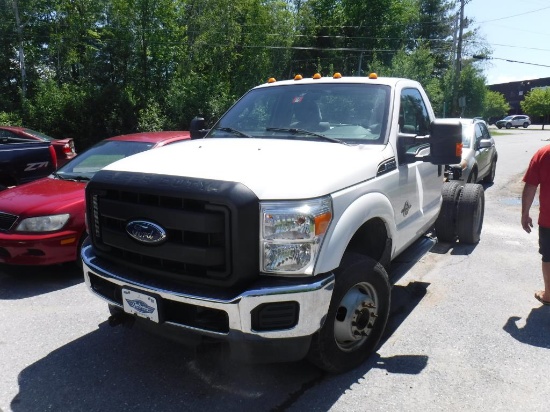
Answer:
[[126, 220, 167, 245]]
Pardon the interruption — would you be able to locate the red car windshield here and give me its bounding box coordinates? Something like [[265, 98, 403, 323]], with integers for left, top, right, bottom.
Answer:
[[22, 128, 57, 142], [55, 140, 155, 181]]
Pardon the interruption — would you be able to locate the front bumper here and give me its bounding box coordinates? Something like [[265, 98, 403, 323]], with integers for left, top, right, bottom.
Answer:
[[81, 243, 335, 362], [0, 230, 80, 265]]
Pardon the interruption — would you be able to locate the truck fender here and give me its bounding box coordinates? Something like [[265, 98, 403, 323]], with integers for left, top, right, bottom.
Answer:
[[316, 192, 397, 274]]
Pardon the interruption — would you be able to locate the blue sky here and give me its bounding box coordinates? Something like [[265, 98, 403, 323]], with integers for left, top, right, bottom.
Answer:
[[465, 0, 550, 85]]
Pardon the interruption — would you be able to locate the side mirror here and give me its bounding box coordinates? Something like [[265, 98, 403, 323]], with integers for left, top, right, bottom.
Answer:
[[479, 139, 492, 149], [190, 117, 208, 139], [426, 119, 462, 165]]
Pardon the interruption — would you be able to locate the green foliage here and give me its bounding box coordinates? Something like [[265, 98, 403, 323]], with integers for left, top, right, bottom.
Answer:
[[0, 112, 22, 126], [458, 63, 487, 117], [24, 80, 88, 138], [137, 100, 168, 132], [521, 88, 550, 127], [0, 0, 491, 139], [483, 90, 510, 119]]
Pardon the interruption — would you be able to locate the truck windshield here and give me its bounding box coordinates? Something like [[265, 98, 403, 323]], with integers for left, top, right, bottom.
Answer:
[[209, 83, 390, 144]]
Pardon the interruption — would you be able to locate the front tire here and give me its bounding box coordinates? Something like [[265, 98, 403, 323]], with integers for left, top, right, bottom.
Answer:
[[506, 123, 511, 129], [307, 253, 390, 373], [456, 184, 485, 244]]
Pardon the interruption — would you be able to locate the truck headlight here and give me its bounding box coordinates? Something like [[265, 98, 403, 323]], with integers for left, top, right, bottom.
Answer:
[[16, 214, 70, 232], [261, 196, 332, 275]]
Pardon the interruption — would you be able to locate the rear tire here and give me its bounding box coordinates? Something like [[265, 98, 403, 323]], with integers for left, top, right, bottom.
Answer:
[[307, 253, 390, 373], [506, 123, 511, 129], [456, 184, 485, 244], [482, 158, 496, 183], [467, 169, 477, 184], [523, 122, 529, 128], [435, 181, 462, 242]]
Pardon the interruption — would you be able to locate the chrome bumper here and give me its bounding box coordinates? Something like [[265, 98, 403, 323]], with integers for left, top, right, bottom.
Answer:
[[81, 243, 334, 340]]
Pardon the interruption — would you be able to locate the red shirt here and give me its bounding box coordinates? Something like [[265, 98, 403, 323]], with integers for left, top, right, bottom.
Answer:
[[523, 144, 550, 228]]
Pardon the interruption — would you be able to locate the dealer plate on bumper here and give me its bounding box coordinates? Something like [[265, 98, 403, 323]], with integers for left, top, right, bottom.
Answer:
[[122, 288, 159, 323]]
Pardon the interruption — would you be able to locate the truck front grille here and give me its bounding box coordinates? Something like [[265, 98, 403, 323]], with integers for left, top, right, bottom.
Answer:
[[86, 171, 259, 287]]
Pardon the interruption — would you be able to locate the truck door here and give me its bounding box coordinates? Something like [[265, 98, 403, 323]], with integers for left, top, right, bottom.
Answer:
[[391, 88, 441, 252]]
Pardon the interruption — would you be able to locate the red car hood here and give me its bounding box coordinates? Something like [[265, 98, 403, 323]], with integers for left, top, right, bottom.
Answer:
[[0, 176, 85, 217]]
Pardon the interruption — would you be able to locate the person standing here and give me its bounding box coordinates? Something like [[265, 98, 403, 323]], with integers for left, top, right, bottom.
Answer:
[[522, 144, 550, 305]]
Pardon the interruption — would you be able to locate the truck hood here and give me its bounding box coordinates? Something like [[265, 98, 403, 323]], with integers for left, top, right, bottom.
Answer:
[[0, 176, 85, 216], [103, 138, 389, 199]]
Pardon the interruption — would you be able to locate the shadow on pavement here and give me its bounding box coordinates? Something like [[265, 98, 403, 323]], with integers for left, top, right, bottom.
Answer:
[[11, 322, 322, 412], [0, 263, 82, 300], [503, 306, 550, 349], [11, 319, 429, 412], [10, 280, 431, 412]]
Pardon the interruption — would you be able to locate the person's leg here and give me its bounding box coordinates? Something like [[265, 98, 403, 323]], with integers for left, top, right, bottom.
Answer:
[[536, 226, 550, 304], [541, 261, 550, 301]]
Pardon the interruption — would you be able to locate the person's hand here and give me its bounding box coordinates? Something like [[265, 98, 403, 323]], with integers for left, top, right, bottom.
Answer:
[[522, 215, 533, 233]]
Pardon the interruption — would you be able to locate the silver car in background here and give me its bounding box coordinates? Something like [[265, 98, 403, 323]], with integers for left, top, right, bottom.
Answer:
[[445, 118, 498, 184], [495, 115, 530, 129]]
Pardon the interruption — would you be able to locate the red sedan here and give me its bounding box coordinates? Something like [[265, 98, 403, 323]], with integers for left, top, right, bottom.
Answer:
[[0, 131, 190, 266], [0, 126, 77, 167]]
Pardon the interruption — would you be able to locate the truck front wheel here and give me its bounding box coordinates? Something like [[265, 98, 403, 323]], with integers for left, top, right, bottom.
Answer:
[[307, 253, 390, 373]]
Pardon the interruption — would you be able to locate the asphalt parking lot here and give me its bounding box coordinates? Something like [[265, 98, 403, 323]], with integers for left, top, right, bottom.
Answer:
[[1, 126, 550, 412]]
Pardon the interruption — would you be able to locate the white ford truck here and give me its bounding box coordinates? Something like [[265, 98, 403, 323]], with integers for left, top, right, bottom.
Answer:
[[81, 73, 484, 373]]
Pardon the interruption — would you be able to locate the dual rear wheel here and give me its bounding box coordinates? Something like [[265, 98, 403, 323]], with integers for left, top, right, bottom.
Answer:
[[435, 182, 485, 244]]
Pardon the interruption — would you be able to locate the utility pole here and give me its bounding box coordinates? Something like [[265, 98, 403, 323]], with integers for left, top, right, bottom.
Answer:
[[12, 0, 27, 99], [452, 0, 467, 116]]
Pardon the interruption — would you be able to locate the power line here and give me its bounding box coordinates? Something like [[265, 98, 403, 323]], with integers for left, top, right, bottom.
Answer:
[[476, 5, 550, 24], [473, 55, 550, 68]]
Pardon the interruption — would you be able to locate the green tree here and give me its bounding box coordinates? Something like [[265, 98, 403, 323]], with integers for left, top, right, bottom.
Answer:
[[412, 0, 455, 76], [456, 63, 486, 118], [382, 46, 444, 115], [483, 90, 510, 121], [521, 88, 550, 129]]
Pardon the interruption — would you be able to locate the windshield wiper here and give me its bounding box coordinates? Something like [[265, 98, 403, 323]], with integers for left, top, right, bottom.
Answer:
[[64, 175, 91, 182], [266, 127, 347, 145], [214, 127, 253, 138], [52, 171, 90, 182]]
